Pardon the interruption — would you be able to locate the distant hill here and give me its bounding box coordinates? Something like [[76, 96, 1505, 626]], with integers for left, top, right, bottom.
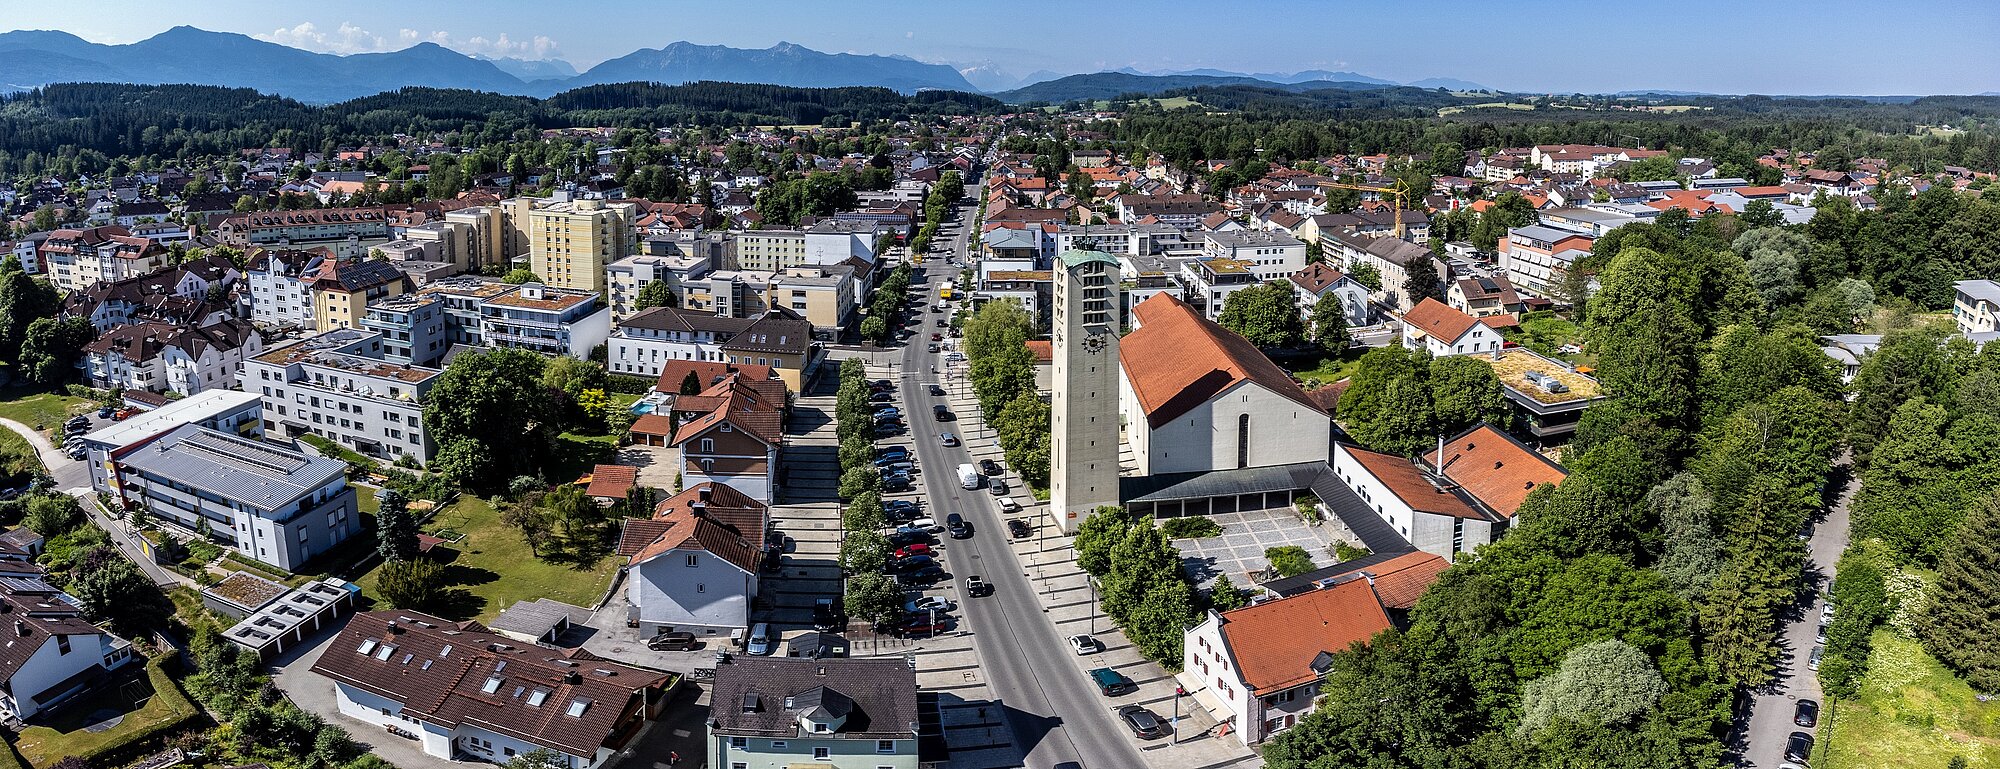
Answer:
[[1169, 68, 1397, 86], [1407, 77, 1490, 91], [560, 41, 975, 95], [995, 72, 1392, 103], [483, 56, 579, 82]]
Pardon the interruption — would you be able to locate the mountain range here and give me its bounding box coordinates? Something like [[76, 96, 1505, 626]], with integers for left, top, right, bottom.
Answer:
[[0, 25, 1491, 103]]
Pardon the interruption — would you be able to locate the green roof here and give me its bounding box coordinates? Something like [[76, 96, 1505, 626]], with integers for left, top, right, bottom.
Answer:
[[1058, 248, 1119, 270]]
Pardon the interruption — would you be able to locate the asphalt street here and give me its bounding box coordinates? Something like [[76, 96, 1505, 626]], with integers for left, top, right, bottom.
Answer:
[[1736, 463, 1856, 767], [884, 187, 1152, 769]]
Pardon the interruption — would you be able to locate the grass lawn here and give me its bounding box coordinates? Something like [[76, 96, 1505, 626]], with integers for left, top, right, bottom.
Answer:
[[14, 657, 200, 768], [1283, 347, 1368, 389], [1827, 630, 2000, 768], [351, 495, 619, 622], [0, 389, 92, 430], [1509, 312, 1583, 358], [549, 431, 619, 483], [0, 428, 41, 480]]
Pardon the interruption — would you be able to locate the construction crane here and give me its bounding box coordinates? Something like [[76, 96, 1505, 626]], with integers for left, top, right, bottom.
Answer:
[[1319, 181, 1411, 240]]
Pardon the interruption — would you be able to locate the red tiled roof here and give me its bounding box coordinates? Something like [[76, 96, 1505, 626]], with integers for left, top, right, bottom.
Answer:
[[653, 360, 777, 394], [1357, 551, 1452, 609], [616, 483, 767, 573], [1428, 424, 1566, 518], [1218, 579, 1391, 692], [631, 414, 676, 437], [582, 465, 637, 499], [1024, 340, 1052, 362], [1402, 298, 1486, 345], [1121, 294, 1321, 428], [1342, 444, 1485, 519]]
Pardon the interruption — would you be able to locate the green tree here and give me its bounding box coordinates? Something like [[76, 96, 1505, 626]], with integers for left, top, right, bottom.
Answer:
[[1209, 573, 1248, 612], [1427, 356, 1508, 433], [679, 369, 703, 395], [840, 529, 889, 574], [634, 279, 675, 310], [505, 747, 569, 769], [1216, 281, 1307, 348], [0, 256, 60, 365], [992, 393, 1051, 487], [1264, 545, 1315, 578], [1516, 639, 1669, 737], [1402, 253, 1443, 304], [1924, 492, 2000, 690], [1346, 262, 1382, 291], [14, 316, 96, 385], [1309, 293, 1350, 353], [1647, 474, 1723, 600], [838, 464, 881, 501], [375, 489, 419, 563], [377, 557, 447, 610], [1073, 506, 1134, 577], [66, 547, 165, 634], [24, 493, 84, 537], [424, 348, 556, 491], [499, 497, 555, 557], [1584, 247, 1702, 444], [1605, 155, 1683, 184], [502, 268, 542, 284], [541, 355, 608, 403], [844, 572, 902, 626], [1847, 325, 1951, 467]]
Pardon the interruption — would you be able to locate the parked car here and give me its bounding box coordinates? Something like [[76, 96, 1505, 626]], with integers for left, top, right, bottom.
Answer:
[[876, 447, 911, 461], [1068, 634, 1099, 655], [888, 555, 936, 573], [946, 513, 971, 539], [647, 632, 698, 651], [966, 575, 993, 597], [1793, 699, 1819, 728], [1118, 705, 1169, 739], [1784, 731, 1814, 764], [1808, 645, 1824, 671], [1821, 603, 1835, 624], [907, 517, 943, 533], [1090, 667, 1136, 696], [874, 424, 906, 439], [892, 616, 948, 637], [978, 459, 1002, 475], [746, 623, 774, 656], [872, 407, 902, 420], [869, 391, 895, 402], [997, 498, 1022, 514], [904, 596, 955, 614], [887, 529, 932, 547], [1814, 624, 1827, 645], [97, 405, 114, 419], [813, 598, 844, 632], [988, 478, 1009, 496], [898, 565, 948, 586], [1006, 518, 1031, 539], [875, 455, 915, 469], [882, 475, 915, 493], [931, 333, 944, 341], [883, 499, 921, 517], [938, 432, 960, 447], [869, 380, 895, 392]]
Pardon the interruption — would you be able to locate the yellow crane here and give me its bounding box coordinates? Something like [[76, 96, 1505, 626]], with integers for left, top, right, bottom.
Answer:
[[1319, 181, 1410, 239]]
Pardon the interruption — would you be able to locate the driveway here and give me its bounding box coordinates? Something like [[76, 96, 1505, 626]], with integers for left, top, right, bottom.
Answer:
[[1735, 463, 1856, 767]]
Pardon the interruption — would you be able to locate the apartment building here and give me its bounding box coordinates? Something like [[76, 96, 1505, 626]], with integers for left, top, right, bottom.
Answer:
[[1201, 230, 1308, 281], [417, 276, 516, 349], [312, 259, 411, 332], [360, 292, 449, 366], [1499, 225, 1596, 298], [707, 657, 919, 769], [1179, 258, 1261, 320], [402, 205, 503, 273], [1955, 280, 2000, 336], [217, 207, 395, 248], [81, 319, 262, 396], [247, 248, 327, 330], [606, 252, 714, 320], [110, 424, 358, 571], [480, 283, 613, 359], [242, 329, 441, 462], [681, 270, 777, 318], [609, 306, 819, 391], [39, 225, 171, 292], [80, 389, 264, 494], [60, 255, 238, 332], [765, 264, 859, 334], [507, 196, 638, 293], [725, 222, 875, 273]]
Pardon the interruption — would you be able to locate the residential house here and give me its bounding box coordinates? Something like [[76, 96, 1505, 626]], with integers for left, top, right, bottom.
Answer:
[[1180, 578, 1391, 746], [107, 424, 357, 570], [1448, 275, 1525, 318], [1498, 224, 1595, 298], [478, 282, 613, 359], [1954, 280, 2000, 336], [617, 483, 768, 637], [1288, 263, 1371, 328], [0, 572, 139, 720], [670, 375, 785, 503], [312, 258, 411, 332], [247, 247, 330, 330], [1201, 230, 1307, 281], [1400, 298, 1503, 357], [606, 252, 714, 321], [81, 318, 262, 396], [312, 610, 672, 769], [1322, 230, 1440, 311], [609, 306, 819, 392], [707, 656, 920, 769]]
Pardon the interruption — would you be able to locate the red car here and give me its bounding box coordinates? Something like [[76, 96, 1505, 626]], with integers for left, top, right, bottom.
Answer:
[[893, 618, 948, 637], [930, 333, 944, 341], [893, 543, 933, 559]]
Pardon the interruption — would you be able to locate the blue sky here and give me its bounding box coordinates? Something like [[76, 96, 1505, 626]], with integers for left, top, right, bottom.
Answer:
[[4, 0, 1998, 94]]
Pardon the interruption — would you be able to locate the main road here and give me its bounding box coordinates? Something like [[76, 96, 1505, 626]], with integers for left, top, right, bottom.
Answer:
[[889, 186, 1152, 769]]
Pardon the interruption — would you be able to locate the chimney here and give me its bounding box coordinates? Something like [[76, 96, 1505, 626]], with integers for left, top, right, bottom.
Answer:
[[565, 671, 582, 685], [698, 486, 712, 503], [1435, 435, 1445, 470], [14, 620, 26, 637]]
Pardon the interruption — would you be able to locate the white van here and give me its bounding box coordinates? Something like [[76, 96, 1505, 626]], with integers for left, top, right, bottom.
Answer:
[[746, 623, 774, 656], [957, 463, 981, 490]]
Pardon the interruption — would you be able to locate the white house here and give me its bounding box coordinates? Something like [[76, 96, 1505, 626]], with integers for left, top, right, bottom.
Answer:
[[1288, 262, 1371, 328], [1119, 294, 1331, 477], [1330, 425, 1566, 559], [0, 568, 138, 720], [617, 483, 767, 638], [1180, 578, 1390, 745], [81, 319, 262, 396], [1202, 230, 1308, 282], [312, 610, 672, 769], [1400, 298, 1503, 357]]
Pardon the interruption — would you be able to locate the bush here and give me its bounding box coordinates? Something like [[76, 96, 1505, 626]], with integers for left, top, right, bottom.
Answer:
[[1160, 517, 1223, 539], [376, 558, 447, 610], [1265, 546, 1317, 578]]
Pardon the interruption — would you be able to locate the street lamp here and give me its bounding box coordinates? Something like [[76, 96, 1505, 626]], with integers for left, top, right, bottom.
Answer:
[[1172, 686, 1185, 745]]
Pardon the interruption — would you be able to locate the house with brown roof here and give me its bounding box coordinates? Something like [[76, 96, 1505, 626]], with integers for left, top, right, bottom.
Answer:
[[670, 375, 785, 503], [616, 483, 768, 636], [707, 656, 920, 769], [0, 569, 139, 720], [1331, 422, 1566, 559], [82, 318, 262, 396], [1288, 262, 1372, 328], [1180, 578, 1391, 746], [1448, 275, 1526, 319], [310, 610, 672, 768], [1120, 294, 1330, 477], [1400, 298, 1504, 357]]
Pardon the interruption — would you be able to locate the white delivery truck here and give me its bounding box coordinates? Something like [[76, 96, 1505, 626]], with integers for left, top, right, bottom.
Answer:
[[957, 463, 981, 490]]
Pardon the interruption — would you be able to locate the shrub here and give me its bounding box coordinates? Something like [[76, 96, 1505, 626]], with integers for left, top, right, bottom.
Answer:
[[1160, 517, 1223, 539], [1265, 546, 1317, 578]]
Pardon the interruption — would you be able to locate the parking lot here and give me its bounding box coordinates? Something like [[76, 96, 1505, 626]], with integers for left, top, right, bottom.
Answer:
[[1170, 506, 1344, 589]]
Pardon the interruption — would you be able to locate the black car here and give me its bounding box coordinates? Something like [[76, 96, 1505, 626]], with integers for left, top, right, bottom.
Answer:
[[1793, 699, 1819, 728], [887, 529, 932, 547], [898, 565, 948, 586], [988, 478, 1009, 496], [869, 380, 894, 392], [882, 475, 915, 493], [1784, 731, 1814, 764], [979, 459, 1002, 476], [933, 405, 954, 421], [927, 385, 945, 397], [946, 513, 971, 539], [1118, 705, 1170, 740], [888, 554, 936, 572], [1006, 519, 1032, 539]]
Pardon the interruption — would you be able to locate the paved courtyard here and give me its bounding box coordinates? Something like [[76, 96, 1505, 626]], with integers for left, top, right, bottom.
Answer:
[[1170, 506, 1343, 589]]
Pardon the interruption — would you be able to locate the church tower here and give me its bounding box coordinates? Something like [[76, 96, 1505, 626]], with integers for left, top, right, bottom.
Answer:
[[1051, 245, 1121, 532]]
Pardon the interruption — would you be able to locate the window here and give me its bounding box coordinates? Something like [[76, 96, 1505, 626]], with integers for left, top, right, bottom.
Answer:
[[769, 741, 787, 749], [686, 554, 699, 567], [877, 739, 896, 753], [56, 636, 70, 655], [814, 747, 831, 760], [1236, 413, 1250, 469], [729, 737, 746, 749]]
